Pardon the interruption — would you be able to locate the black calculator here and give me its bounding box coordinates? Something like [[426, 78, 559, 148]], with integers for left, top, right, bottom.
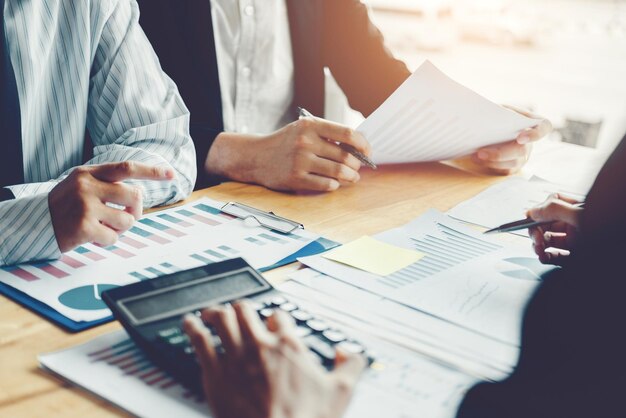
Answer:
[[102, 258, 370, 396]]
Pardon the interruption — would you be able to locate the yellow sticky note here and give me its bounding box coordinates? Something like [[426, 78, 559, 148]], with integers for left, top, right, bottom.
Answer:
[[323, 236, 424, 276]]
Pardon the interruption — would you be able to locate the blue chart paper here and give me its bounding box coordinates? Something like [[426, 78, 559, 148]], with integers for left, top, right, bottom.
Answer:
[[0, 198, 338, 332]]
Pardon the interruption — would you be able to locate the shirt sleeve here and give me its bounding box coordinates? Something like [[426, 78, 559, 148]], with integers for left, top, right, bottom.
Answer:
[[0, 0, 197, 266]]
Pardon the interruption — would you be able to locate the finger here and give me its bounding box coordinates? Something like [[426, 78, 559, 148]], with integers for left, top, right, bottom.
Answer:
[[98, 206, 136, 233], [308, 156, 360, 183], [233, 300, 274, 349], [312, 140, 362, 172], [333, 348, 367, 388], [268, 310, 306, 352], [516, 119, 553, 145], [88, 161, 175, 183], [527, 200, 582, 227], [293, 174, 341, 193], [90, 223, 119, 247], [183, 314, 219, 384], [202, 305, 243, 358], [476, 141, 530, 163], [96, 183, 144, 219], [551, 193, 582, 205], [300, 117, 371, 155], [544, 231, 570, 250]]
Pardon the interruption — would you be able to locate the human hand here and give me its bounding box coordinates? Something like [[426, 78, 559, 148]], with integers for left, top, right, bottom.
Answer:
[[206, 117, 371, 193], [49, 161, 175, 252], [473, 107, 552, 175], [527, 194, 584, 265], [184, 301, 366, 418]]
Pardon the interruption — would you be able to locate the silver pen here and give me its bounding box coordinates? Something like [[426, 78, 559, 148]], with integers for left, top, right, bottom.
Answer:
[[298, 107, 377, 169]]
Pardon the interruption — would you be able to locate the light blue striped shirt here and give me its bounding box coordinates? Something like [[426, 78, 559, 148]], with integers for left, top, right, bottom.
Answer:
[[0, 0, 197, 266]]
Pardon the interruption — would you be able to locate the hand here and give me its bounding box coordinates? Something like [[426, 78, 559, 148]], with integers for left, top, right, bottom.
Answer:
[[206, 117, 371, 193], [184, 301, 366, 418], [49, 161, 175, 252], [527, 194, 584, 265], [473, 107, 552, 175]]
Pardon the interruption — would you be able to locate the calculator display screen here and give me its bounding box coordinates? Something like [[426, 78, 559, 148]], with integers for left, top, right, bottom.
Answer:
[[120, 270, 264, 324]]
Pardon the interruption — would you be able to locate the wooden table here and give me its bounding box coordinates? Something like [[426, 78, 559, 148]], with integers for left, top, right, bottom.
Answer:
[[0, 153, 575, 417]]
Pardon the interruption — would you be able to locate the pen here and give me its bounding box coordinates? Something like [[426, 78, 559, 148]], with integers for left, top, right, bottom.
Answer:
[[298, 107, 377, 169], [484, 202, 585, 235]]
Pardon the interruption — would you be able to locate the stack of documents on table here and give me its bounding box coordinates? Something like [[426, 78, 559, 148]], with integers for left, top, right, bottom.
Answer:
[[299, 210, 555, 346], [359, 60, 542, 164], [40, 290, 481, 418], [0, 198, 323, 330], [447, 176, 587, 235]]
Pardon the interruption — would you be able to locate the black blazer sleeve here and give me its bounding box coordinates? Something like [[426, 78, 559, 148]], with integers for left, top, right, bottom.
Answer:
[[323, 0, 411, 117], [457, 135, 626, 418]]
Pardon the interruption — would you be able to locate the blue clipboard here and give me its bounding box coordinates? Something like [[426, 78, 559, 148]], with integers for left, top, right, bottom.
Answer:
[[0, 237, 339, 333]]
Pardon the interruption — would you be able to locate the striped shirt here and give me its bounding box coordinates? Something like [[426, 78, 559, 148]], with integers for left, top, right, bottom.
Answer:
[[0, 0, 196, 266]]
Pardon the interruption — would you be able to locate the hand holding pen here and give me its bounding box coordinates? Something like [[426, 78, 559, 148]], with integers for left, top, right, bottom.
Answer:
[[486, 194, 584, 265]]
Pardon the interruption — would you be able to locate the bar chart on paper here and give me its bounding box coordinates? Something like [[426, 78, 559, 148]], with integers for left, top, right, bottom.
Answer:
[[300, 210, 554, 345], [0, 198, 318, 324]]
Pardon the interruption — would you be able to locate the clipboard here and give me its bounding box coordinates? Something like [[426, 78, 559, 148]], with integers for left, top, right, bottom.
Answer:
[[220, 202, 304, 234]]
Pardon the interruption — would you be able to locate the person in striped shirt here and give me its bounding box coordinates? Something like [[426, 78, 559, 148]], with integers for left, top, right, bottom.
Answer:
[[0, 0, 196, 267]]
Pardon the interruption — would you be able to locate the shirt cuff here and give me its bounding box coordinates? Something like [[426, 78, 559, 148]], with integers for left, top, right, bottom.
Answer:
[[0, 193, 62, 266]]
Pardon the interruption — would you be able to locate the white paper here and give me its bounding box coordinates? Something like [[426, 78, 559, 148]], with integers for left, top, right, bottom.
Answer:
[[300, 210, 554, 346], [358, 61, 542, 164], [0, 198, 316, 323], [40, 322, 478, 418], [447, 176, 587, 233], [281, 271, 518, 379]]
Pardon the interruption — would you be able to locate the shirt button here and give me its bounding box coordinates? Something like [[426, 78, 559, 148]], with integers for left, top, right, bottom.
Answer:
[[241, 67, 251, 78], [244, 5, 255, 16]]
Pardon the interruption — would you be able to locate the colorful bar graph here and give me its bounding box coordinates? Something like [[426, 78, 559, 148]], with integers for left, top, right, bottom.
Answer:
[[3, 266, 39, 282], [33, 262, 70, 279], [106, 246, 135, 259], [259, 233, 287, 244], [119, 235, 148, 249], [158, 213, 193, 228], [59, 255, 86, 269], [75, 246, 106, 261], [129, 226, 171, 245], [139, 218, 186, 238], [177, 209, 220, 227], [194, 203, 235, 220]]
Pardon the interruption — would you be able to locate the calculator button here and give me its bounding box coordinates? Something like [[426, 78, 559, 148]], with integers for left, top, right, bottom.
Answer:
[[295, 326, 313, 338], [303, 335, 336, 366], [158, 327, 182, 339], [336, 341, 365, 355], [183, 346, 195, 356], [259, 308, 274, 319], [322, 330, 347, 344], [306, 319, 329, 333], [291, 310, 312, 323], [167, 334, 190, 347], [247, 300, 265, 312], [279, 302, 298, 312], [271, 296, 288, 306]]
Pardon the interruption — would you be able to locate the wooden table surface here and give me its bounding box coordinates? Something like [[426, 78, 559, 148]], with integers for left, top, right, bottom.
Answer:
[[0, 146, 588, 417]]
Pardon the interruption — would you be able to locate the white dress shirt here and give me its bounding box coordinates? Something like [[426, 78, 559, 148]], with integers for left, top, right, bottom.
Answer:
[[0, 0, 196, 266], [210, 0, 295, 134]]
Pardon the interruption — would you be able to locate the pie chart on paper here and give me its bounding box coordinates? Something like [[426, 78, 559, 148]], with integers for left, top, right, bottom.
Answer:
[[58, 284, 119, 310]]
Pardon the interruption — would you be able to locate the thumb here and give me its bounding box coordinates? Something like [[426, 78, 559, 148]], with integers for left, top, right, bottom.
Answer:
[[528, 200, 581, 227]]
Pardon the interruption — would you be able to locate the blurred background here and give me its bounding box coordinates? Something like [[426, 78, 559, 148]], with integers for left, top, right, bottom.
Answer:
[[326, 0, 626, 161]]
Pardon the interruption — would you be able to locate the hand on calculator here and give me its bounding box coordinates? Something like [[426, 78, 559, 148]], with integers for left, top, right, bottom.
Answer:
[[184, 300, 367, 418]]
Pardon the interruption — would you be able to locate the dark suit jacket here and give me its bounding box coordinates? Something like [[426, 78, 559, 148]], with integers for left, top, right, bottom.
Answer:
[[458, 136, 626, 418], [137, 0, 410, 189]]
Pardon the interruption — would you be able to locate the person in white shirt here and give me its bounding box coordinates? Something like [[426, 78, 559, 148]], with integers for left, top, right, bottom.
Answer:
[[0, 0, 196, 266], [138, 0, 551, 192]]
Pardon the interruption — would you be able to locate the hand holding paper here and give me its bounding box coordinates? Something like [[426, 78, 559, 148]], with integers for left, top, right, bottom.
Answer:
[[357, 61, 547, 166]]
